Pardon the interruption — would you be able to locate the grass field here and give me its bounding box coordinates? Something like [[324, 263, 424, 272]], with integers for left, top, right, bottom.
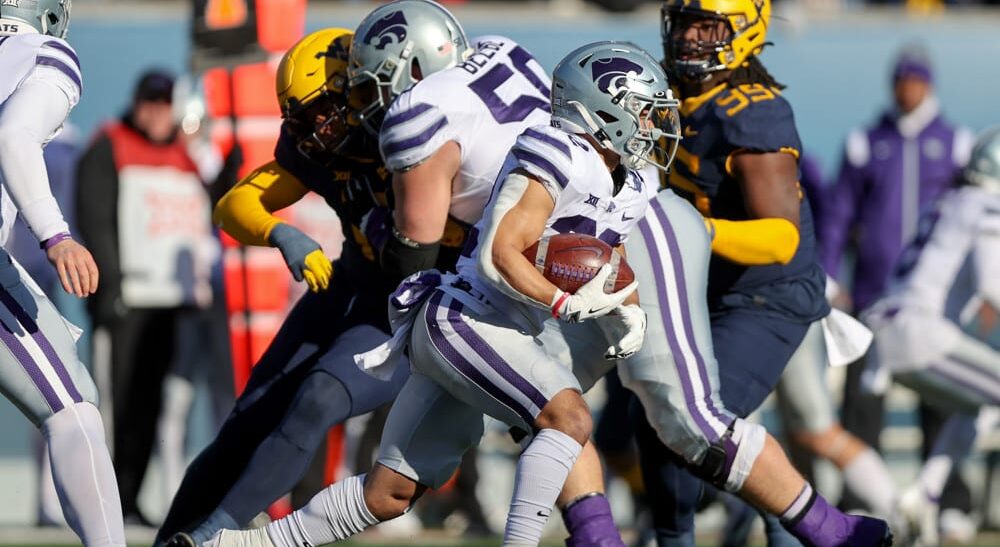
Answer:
[[4, 535, 1000, 546]]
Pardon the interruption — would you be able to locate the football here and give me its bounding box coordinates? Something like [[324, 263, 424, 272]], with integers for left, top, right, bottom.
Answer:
[[523, 233, 635, 294]]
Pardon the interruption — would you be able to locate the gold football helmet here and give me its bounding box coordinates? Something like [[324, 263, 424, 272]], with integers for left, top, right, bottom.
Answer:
[[276, 28, 354, 158], [661, 0, 770, 79]]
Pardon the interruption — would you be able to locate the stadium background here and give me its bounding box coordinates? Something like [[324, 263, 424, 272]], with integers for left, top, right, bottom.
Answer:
[[2, 0, 1000, 544]]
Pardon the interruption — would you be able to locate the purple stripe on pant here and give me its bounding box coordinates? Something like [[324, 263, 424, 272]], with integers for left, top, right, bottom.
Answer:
[[423, 291, 545, 427], [637, 203, 729, 444], [649, 200, 730, 427], [927, 361, 1000, 405], [0, 288, 83, 403], [0, 301, 63, 413]]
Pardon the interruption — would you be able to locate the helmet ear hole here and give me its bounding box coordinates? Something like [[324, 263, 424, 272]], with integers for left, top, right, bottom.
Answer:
[[410, 58, 423, 82], [595, 110, 618, 124]]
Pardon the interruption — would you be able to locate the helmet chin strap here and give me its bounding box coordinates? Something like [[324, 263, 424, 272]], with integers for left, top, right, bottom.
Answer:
[[568, 100, 615, 151]]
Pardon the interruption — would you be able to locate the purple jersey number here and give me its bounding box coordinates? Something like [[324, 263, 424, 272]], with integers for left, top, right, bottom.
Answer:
[[551, 215, 624, 247], [468, 46, 551, 124]]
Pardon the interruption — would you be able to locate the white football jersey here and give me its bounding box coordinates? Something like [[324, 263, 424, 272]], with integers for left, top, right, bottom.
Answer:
[[881, 186, 1000, 321], [456, 124, 654, 332], [0, 34, 81, 111], [0, 33, 81, 245], [379, 35, 551, 225]]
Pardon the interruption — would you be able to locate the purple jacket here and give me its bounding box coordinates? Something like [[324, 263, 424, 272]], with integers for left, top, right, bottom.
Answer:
[[820, 97, 973, 311]]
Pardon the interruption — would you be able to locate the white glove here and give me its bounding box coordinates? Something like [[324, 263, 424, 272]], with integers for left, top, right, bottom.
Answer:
[[596, 304, 647, 360], [550, 264, 638, 323]]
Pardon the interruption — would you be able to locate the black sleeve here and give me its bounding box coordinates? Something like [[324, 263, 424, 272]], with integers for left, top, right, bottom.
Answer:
[[207, 142, 244, 206], [74, 133, 122, 322]]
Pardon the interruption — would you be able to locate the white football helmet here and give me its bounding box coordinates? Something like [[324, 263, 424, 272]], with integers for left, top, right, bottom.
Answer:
[[551, 41, 681, 172], [964, 126, 1000, 194], [348, 0, 472, 135], [0, 0, 72, 38]]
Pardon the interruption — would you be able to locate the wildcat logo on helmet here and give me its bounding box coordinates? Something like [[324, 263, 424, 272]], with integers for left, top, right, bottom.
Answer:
[[591, 57, 645, 94], [363, 11, 408, 50]]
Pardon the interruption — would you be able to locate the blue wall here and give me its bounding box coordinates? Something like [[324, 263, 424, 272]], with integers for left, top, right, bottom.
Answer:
[[68, 11, 1000, 180], [3, 9, 999, 456]]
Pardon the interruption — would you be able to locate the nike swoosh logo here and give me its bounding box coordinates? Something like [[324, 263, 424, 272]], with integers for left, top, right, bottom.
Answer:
[[622, 213, 635, 222], [588, 305, 613, 315], [536, 510, 551, 518]]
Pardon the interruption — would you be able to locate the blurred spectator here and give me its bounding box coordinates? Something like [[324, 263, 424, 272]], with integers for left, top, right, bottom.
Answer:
[[820, 43, 974, 515], [75, 69, 222, 525]]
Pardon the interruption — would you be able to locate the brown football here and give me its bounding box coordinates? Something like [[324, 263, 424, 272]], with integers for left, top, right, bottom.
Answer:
[[523, 233, 635, 294]]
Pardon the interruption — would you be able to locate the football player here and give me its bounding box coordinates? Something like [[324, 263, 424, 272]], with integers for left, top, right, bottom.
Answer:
[[0, 3, 126, 546], [864, 127, 1000, 545], [156, 28, 415, 546], [206, 39, 677, 547], [160, 0, 566, 541], [632, 0, 892, 544], [337, 2, 634, 543]]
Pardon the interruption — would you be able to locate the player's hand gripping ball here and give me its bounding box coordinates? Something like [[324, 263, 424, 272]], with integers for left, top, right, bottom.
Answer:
[[523, 234, 635, 294]]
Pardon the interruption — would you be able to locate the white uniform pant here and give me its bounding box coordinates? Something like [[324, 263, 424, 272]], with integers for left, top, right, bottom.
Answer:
[[0, 251, 97, 426]]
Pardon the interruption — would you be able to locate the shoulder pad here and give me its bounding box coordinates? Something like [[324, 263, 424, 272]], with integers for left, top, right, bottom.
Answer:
[[379, 88, 453, 171], [717, 86, 800, 154], [35, 36, 83, 100], [510, 125, 578, 195]]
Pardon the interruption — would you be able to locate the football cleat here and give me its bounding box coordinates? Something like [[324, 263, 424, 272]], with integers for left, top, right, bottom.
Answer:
[[897, 485, 939, 546], [164, 532, 197, 547]]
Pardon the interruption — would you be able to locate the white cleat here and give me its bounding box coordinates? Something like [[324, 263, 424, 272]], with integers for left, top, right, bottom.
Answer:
[[203, 528, 275, 547], [897, 485, 940, 546]]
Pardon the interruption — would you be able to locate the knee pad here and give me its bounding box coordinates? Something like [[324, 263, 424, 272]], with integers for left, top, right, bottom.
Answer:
[[687, 419, 765, 493]]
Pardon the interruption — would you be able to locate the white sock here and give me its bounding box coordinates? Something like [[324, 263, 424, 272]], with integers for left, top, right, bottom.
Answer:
[[43, 402, 125, 547], [265, 474, 378, 547], [921, 414, 978, 500], [842, 448, 897, 516], [36, 436, 65, 526], [504, 428, 583, 546], [158, 374, 195, 498]]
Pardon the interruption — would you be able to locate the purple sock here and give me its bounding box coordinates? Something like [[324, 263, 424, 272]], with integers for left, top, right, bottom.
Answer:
[[562, 494, 625, 547], [781, 484, 889, 547]]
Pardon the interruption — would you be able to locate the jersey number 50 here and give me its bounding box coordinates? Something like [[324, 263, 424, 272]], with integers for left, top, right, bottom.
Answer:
[[468, 46, 551, 124]]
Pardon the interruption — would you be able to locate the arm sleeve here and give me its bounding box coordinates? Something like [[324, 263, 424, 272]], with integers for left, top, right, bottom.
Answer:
[[75, 133, 121, 297], [707, 217, 800, 265], [821, 131, 869, 277], [213, 160, 309, 247], [974, 204, 1000, 308], [0, 76, 72, 242], [379, 92, 457, 172]]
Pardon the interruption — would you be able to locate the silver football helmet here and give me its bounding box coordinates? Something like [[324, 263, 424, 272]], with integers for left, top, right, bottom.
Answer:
[[551, 41, 681, 172], [0, 0, 72, 38], [964, 126, 1000, 194], [348, 0, 472, 135]]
